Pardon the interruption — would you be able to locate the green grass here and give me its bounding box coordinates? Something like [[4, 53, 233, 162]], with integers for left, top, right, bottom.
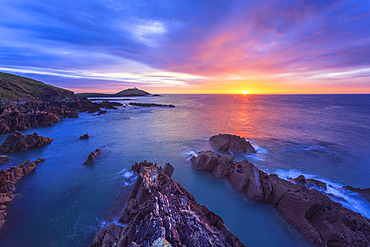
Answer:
[[0, 72, 74, 101]]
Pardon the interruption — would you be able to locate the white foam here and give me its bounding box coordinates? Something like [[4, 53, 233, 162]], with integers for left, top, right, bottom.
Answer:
[[273, 169, 370, 218], [184, 150, 198, 160]]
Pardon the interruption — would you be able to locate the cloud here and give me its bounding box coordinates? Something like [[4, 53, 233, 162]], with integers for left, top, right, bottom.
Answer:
[[0, 0, 369, 92]]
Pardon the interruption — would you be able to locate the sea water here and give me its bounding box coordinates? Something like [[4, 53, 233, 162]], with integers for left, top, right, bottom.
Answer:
[[0, 94, 369, 247]]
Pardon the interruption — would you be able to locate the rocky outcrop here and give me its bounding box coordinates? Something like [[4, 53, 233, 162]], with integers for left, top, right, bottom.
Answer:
[[209, 134, 256, 154], [289, 175, 327, 190], [90, 161, 245, 247], [0, 98, 123, 135], [190, 150, 370, 247], [129, 103, 175, 108], [0, 131, 53, 153], [0, 155, 9, 164], [0, 158, 45, 230], [79, 134, 89, 140], [84, 149, 101, 165]]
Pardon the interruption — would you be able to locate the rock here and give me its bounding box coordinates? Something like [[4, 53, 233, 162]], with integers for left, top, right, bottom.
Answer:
[[97, 110, 107, 115], [79, 134, 89, 140], [163, 163, 174, 178], [84, 149, 101, 165], [290, 175, 327, 190], [0, 131, 53, 153], [190, 150, 235, 179], [344, 186, 370, 202], [152, 94, 161, 97], [209, 134, 256, 154], [190, 150, 370, 247], [90, 161, 245, 247], [344, 186, 370, 196], [129, 103, 175, 108], [0, 158, 44, 230], [0, 155, 9, 164]]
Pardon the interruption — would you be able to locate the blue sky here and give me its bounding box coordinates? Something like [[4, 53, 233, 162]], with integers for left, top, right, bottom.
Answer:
[[1, 0, 369, 93]]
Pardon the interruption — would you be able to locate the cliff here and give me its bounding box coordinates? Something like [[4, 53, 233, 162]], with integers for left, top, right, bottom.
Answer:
[[0, 72, 76, 102]]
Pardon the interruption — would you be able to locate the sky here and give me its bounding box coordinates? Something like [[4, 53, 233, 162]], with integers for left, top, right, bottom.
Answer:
[[0, 0, 370, 94]]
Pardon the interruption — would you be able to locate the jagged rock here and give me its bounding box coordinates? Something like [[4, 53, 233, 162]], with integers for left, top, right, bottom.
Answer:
[[0, 158, 45, 230], [84, 149, 101, 165], [209, 134, 256, 154], [0, 155, 9, 164], [162, 163, 174, 178], [190, 150, 235, 179], [90, 161, 245, 247], [190, 150, 370, 247], [79, 134, 89, 140], [0, 131, 53, 153], [290, 175, 327, 190]]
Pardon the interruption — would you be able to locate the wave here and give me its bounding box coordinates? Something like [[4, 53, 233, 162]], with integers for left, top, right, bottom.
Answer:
[[116, 169, 136, 187], [184, 151, 198, 160], [274, 169, 370, 218], [246, 141, 268, 161]]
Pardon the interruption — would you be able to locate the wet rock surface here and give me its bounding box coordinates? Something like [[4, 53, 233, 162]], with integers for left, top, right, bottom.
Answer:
[[0, 131, 53, 153], [209, 134, 256, 154], [84, 149, 102, 165], [191, 150, 370, 247], [0, 159, 45, 230], [90, 161, 245, 247]]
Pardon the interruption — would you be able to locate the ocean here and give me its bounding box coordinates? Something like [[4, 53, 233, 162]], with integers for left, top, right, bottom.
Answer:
[[0, 94, 369, 247]]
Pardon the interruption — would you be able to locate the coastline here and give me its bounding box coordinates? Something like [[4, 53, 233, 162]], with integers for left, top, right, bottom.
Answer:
[[0, 94, 369, 246]]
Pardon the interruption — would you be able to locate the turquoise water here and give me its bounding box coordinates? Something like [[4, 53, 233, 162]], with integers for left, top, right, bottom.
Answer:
[[1, 94, 370, 246]]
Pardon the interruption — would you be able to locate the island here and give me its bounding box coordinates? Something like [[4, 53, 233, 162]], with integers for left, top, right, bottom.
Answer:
[[76, 87, 152, 97]]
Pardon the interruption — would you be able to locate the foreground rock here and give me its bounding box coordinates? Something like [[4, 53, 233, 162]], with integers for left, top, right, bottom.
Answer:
[[0, 131, 53, 153], [90, 161, 245, 247], [0, 155, 9, 164], [210, 134, 256, 154], [191, 151, 370, 247], [129, 103, 175, 108], [0, 158, 45, 230], [84, 149, 101, 165]]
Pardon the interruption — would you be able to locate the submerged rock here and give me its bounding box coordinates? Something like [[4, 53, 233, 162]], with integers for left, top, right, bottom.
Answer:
[[0, 158, 45, 230], [84, 149, 101, 165], [190, 150, 370, 247], [0, 155, 9, 164], [0, 131, 53, 153], [79, 134, 89, 140], [209, 134, 256, 154], [90, 161, 245, 247]]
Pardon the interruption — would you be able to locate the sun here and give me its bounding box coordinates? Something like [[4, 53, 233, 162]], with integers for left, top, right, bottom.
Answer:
[[242, 90, 249, 95]]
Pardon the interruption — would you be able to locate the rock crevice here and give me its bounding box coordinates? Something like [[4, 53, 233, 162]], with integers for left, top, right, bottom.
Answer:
[[90, 161, 245, 247]]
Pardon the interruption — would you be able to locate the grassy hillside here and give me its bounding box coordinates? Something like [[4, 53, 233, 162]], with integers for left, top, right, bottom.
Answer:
[[0, 72, 76, 101], [77, 87, 150, 97]]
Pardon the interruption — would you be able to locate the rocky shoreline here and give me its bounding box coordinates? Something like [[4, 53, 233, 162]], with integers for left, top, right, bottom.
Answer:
[[190, 149, 370, 246], [90, 161, 245, 247], [0, 158, 45, 230], [0, 98, 122, 135]]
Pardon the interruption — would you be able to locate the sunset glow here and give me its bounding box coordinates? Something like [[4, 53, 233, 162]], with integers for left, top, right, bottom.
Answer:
[[0, 1, 369, 94], [242, 91, 249, 95]]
